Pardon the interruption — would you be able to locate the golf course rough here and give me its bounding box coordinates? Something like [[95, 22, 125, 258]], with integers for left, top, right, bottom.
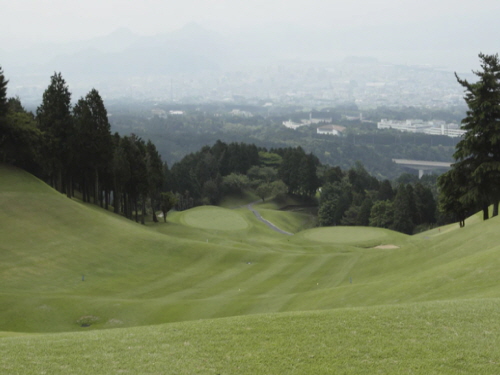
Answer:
[[180, 206, 249, 231]]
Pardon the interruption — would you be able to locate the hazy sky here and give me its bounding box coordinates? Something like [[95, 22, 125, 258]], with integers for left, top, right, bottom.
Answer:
[[2, 0, 500, 46]]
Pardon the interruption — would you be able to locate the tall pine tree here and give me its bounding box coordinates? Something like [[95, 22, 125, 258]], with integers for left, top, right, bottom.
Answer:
[[0, 66, 8, 117], [452, 53, 500, 219], [73, 89, 113, 205], [36, 72, 74, 195]]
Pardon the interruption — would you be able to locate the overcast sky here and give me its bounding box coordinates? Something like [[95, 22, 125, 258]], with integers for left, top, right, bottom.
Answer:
[[1, 0, 499, 75], [2, 0, 500, 46]]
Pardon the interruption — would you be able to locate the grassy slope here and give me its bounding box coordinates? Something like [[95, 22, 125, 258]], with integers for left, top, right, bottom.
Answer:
[[3, 300, 500, 374], [3, 164, 500, 372]]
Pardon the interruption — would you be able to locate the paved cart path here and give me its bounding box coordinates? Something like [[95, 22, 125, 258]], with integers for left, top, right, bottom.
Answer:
[[246, 201, 294, 236]]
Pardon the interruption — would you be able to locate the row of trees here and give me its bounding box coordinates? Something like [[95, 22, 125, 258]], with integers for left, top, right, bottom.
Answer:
[[438, 53, 500, 226], [1, 69, 175, 223]]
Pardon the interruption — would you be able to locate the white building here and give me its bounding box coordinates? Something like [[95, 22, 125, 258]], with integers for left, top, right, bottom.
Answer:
[[283, 120, 308, 130], [317, 125, 346, 136], [377, 119, 465, 138]]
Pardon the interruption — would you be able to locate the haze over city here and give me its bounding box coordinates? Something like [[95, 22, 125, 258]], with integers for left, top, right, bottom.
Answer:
[[2, 0, 499, 105]]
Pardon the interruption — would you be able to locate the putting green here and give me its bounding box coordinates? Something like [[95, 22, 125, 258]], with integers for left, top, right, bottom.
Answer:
[[181, 206, 249, 230], [301, 226, 389, 245]]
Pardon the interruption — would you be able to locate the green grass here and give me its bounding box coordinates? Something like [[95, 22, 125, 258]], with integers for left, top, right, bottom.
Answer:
[[298, 226, 408, 247], [180, 205, 250, 230], [2, 300, 500, 374], [254, 207, 316, 234], [3, 164, 500, 373]]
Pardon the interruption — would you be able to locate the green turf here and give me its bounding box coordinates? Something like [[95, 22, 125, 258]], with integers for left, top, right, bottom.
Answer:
[[3, 164, 500, 373], [298, 226, 408, 247], [180, 205, 250, 230], [2, 300, 500, 374], [255, 207, 316, 234]]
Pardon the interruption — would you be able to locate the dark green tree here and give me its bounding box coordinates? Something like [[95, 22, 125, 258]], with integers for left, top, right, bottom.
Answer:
[[222, 173, 250, 194], [369, 200, 394, 228], [357, 196, 373, 226], [256, 182, 273, 202], [453, 53, 500, 219], [111, 133, 131, 215], [322, 166, 344, 185], [279, 147, 304, 194], [160, 192, 178, 222], [318, 178, 352, 226], [318, 199, 338, 226], [391, 184, 415, 234], [414, 182, 436, 225], [0, 66, 8, 117], [341, 205, 360, 226], [146, 140, 165, 222], [298, 152, 320, 197], [1, 96, 42, 171], [36, 72, 74, 196], [279, 147, 319, 197], [73, 89, 113, 205], [271, 180, 288, 202], [438, 164, 471, 227], [377, 179, 394, 201]]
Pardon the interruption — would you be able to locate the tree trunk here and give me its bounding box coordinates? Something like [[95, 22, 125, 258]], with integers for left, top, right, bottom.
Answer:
[[123, 194, 129, 218], [493, 200, 499, 217], [483, 204, 489, 221], [57, 170, 63, 193], [141, 198, 146, 225], [105, 190, 109, 210], [94, 169, 99, 205], [113, 191, 120, 214], [66, 175, 72, 198], [163, 210, 167, 222], [151, 197, 158, 222]]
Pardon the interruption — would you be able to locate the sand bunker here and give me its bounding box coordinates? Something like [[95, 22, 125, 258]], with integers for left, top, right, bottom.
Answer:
[[373, 244, 400, 249]]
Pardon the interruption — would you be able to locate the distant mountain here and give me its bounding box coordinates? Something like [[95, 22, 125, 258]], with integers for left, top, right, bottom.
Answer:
[[42, 24, 231, 77]]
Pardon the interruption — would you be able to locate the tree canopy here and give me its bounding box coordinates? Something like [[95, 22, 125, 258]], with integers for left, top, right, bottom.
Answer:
[[439, 53, 500, 223]]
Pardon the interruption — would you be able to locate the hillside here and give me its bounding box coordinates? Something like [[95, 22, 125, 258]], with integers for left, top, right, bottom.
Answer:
[[2, 164, 500, 373]]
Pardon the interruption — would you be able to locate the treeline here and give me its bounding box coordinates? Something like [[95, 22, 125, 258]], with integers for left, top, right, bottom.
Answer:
[[1, 70, 171, 224], [317, 162, 437, 234]]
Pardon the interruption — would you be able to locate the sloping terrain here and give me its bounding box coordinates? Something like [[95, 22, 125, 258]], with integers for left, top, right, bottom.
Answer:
[[2, 164, 500, 373]]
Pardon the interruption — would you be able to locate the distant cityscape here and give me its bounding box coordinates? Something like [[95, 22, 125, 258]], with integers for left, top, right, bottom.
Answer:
[[10, 58, 470, 111]]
